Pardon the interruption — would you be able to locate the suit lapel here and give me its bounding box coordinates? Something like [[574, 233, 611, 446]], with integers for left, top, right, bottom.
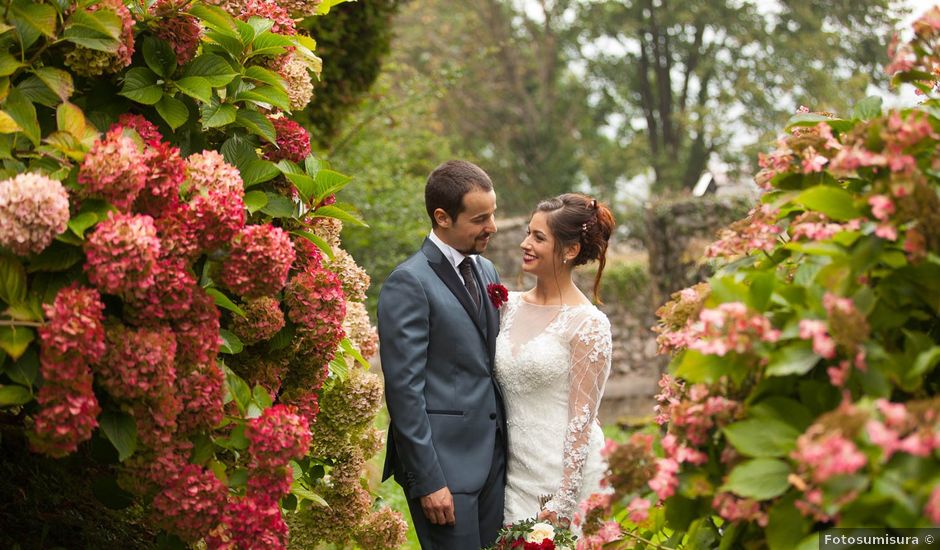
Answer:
[[422, 239, 487, 338], [474, 261, 499, 359]]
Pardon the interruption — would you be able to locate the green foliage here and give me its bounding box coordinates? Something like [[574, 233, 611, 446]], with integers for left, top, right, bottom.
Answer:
[[299, 0, 403, 148]]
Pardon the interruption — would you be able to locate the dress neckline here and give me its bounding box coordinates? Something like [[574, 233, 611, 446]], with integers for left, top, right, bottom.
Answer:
[[515, 292, 592, 309]]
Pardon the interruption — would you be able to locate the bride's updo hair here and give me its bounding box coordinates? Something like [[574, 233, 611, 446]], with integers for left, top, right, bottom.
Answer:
[[534, 193, 616, 302]]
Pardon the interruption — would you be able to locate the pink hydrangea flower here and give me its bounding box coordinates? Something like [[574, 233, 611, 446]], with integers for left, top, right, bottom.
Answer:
[[712, 492, 767, 527], [875, 223, 898, 241], [29, 370, 100, 457], [209, 497, 289, 550], [801, 146, 828, 173], [269, 54, 313, 111], [799, 319, 837, 359], [98, 324, 177, 401], [173, 151, 247, 254], [40, 284, 107, 362], [152, 464, 228, 542], [284, 265, 346, 351], [78, 128, 149, 210], [868, 194, 895, 221], [125, 256, 197, 323], [626, 497, 651, 523], [0, 172, 70, 256], [110, 113, 163, 147], [705, 205, 781, 258], [85, 212, 162, 297], [238, 0, 296, 34], [672, 302, 781, 357], [264, 117, 311, 163], [151, 0, 203, 65], [231, 296, 285, 345], [176, 361, 225, 433], [791, 432, 867, 484], [172, 287, 221, 367], [648, 457, 679, 500], [136, 142, 186, 218], [220, 224, 296, 298], [245, 404, 312, 471], [64, 0, 135, 76], [925, 485, 940, 525]]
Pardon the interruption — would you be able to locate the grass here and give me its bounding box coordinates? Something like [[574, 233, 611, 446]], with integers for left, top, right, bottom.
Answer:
[[368, 405, 422, 550]]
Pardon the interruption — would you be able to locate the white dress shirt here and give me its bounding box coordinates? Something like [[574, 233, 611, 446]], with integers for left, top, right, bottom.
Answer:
[[428, 230, 474, 285]]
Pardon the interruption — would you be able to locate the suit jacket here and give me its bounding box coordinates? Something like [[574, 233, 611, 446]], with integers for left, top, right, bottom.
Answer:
[[378, 238, 507, 498]]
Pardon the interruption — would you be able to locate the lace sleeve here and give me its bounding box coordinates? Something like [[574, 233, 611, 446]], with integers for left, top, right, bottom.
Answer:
[[543, 311, 612, 520]]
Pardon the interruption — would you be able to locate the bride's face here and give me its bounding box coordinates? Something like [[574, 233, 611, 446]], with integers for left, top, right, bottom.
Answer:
[[520, 212, 563, 275]]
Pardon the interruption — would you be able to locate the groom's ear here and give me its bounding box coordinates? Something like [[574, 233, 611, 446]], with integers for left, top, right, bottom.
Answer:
[[433, 208, 452, 228]]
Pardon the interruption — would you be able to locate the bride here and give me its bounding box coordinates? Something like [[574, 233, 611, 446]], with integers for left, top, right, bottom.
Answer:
[[495, 193, 616, 526]]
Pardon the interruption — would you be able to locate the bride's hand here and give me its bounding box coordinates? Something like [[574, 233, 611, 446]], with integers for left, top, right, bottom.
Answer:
[[537, 508, 569, 528]]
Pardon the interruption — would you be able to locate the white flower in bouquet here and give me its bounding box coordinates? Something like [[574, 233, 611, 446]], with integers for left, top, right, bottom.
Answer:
[[526, 522, 556, 543]]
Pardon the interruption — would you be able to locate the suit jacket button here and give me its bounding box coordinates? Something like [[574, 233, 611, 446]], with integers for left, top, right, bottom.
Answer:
[[489, 413, 497, 420]]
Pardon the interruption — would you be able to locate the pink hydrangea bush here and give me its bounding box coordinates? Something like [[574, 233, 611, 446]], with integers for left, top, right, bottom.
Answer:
[[598, 10, 940, 547]]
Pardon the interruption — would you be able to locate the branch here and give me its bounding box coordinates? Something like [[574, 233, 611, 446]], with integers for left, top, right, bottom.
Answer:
[[0, 319, 43, 327]]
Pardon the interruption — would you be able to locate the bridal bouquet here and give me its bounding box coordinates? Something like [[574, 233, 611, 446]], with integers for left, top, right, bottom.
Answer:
[[486, 518, 578, 550]]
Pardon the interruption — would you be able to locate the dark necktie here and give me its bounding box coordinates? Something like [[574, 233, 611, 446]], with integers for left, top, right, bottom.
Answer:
[[458, 258, 481, 310]]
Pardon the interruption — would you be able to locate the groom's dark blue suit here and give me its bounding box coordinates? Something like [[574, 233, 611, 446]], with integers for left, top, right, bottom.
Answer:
[[379, 238, 507, 549]]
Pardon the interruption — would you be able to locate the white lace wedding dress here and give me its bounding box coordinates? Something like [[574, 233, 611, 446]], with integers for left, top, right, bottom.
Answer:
[[495, 291, 613, 523]]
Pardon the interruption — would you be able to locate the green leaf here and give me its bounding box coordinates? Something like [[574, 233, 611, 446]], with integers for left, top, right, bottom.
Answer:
[[244, 66, 286, 89], [189, 3, 237, 35], [291, 230, 334, 260], [28, 242, 83, 273], [155, 95, 189, 130], [766, 341, 819, 376], [33, 67, 74, 103], [285, 173, 316, 202], [853, 96, 882, 121], [0, 384, 31, 406], [235, 19, 256, 46], [3, 347, 37, 386], [68, 211, 99, 238], [750, 397, 813, 431], [62, 8, 121, 52], [175, 76, 213, 103], [291, 483, 328, 507], [311, 204, 367, 227], [0, 111, 19, 134], [0, 326, 33, 360], [315, 0, 354, 15], [206, 288, 246, 317], [183, 54, 238, 87], [219, 329, 244, 354], [248, 32, 293, 57], [0, 255, 27, 305], [246, 16, 275, 37], [253, 385, 273, 408], [261, 193, 296, 218], [224, 366, 251, 413], [235, 85, 290, 112], [142, 36, 177, 79], [721, 458, 791, 500], [119, 67, 164, 106], [340, 337, 369, 369], [235, 109, 276, 143], [16, 75, 59, 108], [329, 356, 348, 381], [909, 346, 940, 380], [99, 410, 137, 461], [5, 88, 40, 146], [0, 49, 24, 77], [241, 158, 279, 186], [56, 102, 86, 137], [767, 496, 811, 550], [723, 418, 801, 458], [747, 271, 775, 311], [794, 186, 861, 221], [202, 102, 236, 128], [10, 0, 57, 50], [244, 190, 268, 214]]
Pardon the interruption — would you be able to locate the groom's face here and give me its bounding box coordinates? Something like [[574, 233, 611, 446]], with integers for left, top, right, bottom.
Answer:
[[438, 188, 498, 255]]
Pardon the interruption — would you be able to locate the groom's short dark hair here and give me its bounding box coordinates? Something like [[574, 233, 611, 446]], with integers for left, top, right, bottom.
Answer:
[[425, 160, 493, 226]]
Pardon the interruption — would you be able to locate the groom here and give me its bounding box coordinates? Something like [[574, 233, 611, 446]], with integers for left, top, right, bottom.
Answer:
[[378, 160, 507, 549]]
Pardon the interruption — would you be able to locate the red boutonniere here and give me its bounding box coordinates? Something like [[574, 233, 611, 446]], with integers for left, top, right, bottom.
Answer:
[[487, 283, 509, 308]]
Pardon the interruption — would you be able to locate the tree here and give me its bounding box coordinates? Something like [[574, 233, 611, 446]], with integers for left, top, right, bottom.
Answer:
[[577, 0, 901, 192], [299, 0, 405, 149]]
